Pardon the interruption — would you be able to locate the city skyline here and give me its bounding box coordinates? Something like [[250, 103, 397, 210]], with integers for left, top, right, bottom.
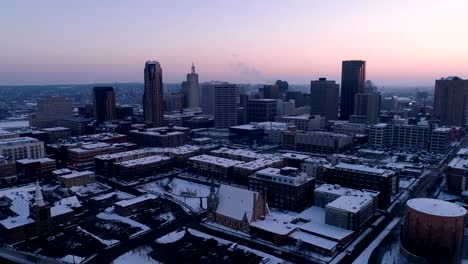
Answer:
[[1, 0, 467, 86]]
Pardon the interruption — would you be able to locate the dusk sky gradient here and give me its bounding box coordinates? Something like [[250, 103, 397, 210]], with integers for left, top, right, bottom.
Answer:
[[1, 0, 467, 86]]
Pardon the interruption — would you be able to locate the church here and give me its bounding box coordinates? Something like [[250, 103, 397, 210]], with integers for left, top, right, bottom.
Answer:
[[0, 182, 75, 244], [207, 183, 269, 233]]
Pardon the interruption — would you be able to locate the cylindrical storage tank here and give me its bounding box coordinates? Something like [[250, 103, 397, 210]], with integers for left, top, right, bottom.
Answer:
[[402, 198, 466, 264]]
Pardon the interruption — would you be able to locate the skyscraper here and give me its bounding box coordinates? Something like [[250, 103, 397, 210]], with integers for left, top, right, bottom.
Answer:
[[310, 78, 339, 120], [340, 60, 366, 120], [92, 87, 116, 122], [201, 82, 216, 115], [434, 76, 468, 127], [182, 63, 200, 108], [143, 61, 164, 127], [30, 96, 74, 128], [214, 83, 238, 128], [352, 93, 380, 124], [275, 80, 289, 93]]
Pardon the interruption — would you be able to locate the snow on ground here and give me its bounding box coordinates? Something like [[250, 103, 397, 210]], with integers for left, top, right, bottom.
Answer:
[[92, 191, 135, 201], [77, 226, 119, 247], [112, 246, 160, 264], [155, 229, 186, 244], [352, 218, 400, 264], [60, 255, 85, 263], [437, 191, 461, 201], [157, 212, 175, 222], [96, 211, 150, 237], [187, 228, 284, 264], [380, 237, 400, 264], [140, 178, 211, 212], [399, 178, 416, 189]]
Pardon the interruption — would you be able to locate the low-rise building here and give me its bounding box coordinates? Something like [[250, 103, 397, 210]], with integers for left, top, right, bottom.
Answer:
[[116, 155, 171, 178], [16, 158, 56, 180], [189, 154, 244, 179], [249, 167, 315, 212], [130, 126, 189, 147], [41, 127, 71, 142], [282, 131, 353, 154], [58, 170, 95, 188], [114, 194, 159, 216], [301, 157, 329, 180], [325, 194, 375, 231], [0, 137, 45, 161], [322, 162, 398, 209], [67, 142, 136, 169], [232, 157, 285, 185], [276, 114, 325, 131]]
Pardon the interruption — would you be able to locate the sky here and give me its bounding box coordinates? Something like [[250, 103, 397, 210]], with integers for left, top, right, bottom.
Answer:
[[1, 0, 467, 86]]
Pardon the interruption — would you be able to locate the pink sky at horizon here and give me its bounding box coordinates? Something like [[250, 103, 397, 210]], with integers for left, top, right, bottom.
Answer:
[[1, 0, 467, 86]]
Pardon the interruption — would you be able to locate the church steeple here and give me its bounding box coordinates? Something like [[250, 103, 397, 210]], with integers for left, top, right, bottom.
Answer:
[[191, 63, 196, 74], [34, 181, 45, 207]]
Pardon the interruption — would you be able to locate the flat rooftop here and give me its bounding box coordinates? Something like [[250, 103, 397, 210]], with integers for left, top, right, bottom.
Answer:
[[189, 155, 244, 168]]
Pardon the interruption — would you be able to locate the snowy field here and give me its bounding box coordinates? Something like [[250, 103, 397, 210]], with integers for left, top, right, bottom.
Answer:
[[140, 178, 211, 212], [112, 246, 160, 264], [97, 211, 151, 237], [92, 191, 135, 201]]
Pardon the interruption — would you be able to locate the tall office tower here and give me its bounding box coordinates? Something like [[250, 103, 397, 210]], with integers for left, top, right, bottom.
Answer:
[[182, 63, 200, 108], [310, 78, 339, 120], [340, 60, 366, 120], [352, 93, 381, 124], [276, 80, 289, 93], [201, 82, 215, 115], [247, 99, 277, 122], [364, 80, 378, 93], [30, 96, 74, 128], [214, 83, 238, 128], [263, 84, 280, 99], [434, 76, 468, 127], [93, 87, 116, 122], [143, 61, 164, 127]]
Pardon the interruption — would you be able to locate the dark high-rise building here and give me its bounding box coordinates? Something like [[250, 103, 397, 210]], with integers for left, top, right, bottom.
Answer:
[[182, 63, 200, 108], [93, 87, 116, 122], [247, 99, 277, 122], [276, 80, 289, 93], [310, 78, 339, 120], [433, 76, 468, 127], [263, 85, 280, 99], [352, 92, 380, 124], [201, 82, 215, 115], [214, 83, 238, 128], [143, 61, 164, 127], [340, 60, 366, 120], [30, 96, 74, 128]]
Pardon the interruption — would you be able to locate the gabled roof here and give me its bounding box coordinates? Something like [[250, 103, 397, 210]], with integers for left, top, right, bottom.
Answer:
[[215, 184, 259, 222]]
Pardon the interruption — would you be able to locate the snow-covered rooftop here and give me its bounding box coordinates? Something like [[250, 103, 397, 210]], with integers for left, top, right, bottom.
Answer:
[[253, 167, 311, 186], [407, 198, 467, 217], [327, 162, 394, 177], [189, 154, 244, 168], [0, 217, 34, 229], [114, 194, 157, 207], [233, 157, 284, 171], [448, 157, 468, 170], [16, 158, 55, 164], [281, 152, 310, 160], [216, 185, 262, 222], [59, 170, 94, 179], [314, 184, 379, 198], [249, 212, 296, 235], [50, 204, 74, 217], [326, 195, 373, 213], [119, 155, 170, 167]]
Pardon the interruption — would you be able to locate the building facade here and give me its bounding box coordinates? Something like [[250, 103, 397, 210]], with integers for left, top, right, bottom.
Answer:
[[310, 78, 339, 121], [247, 99, 277, 122], [340, 60, 366, 120], [214, 83, 238, 128], [143, 61, 164, 127], [433, 76, 468, 127], [352, 92, 380, 124], [93, 86, 116, 122], [30, 96, 74, 128]]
